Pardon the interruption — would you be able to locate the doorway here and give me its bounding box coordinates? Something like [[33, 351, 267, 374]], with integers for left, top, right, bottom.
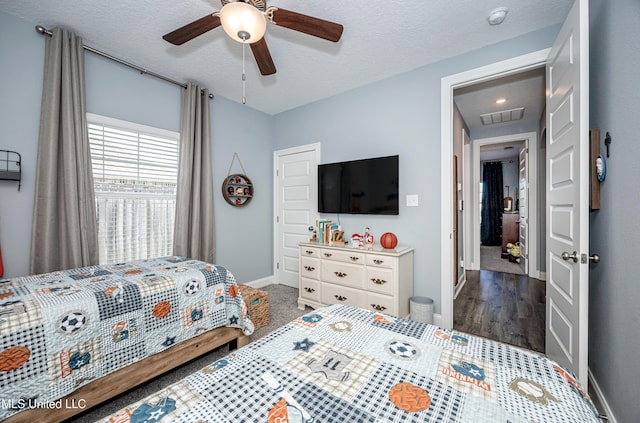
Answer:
[[478, 143, 526, 276], [451, 67, 545, 351], [439, 48, 550, 330]]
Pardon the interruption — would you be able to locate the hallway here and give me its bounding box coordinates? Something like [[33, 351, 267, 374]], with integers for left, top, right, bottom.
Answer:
[[454, 269, 545, 352]]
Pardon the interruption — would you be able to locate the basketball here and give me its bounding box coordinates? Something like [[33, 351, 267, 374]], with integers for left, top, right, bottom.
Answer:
[[0, 346, 31, 371], [153, 301, 172, 318], [389, 382, 431, 412], [229, 284, 238, 298], [380, 232, 398, 249]]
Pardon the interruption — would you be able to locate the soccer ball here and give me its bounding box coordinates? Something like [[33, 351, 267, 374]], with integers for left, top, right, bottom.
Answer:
[[183, 279, 201, 296], [387, 340, 418, 359], [58, 311, 89, 334]]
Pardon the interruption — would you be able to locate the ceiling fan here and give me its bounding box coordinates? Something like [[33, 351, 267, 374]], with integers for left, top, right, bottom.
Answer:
[[162, 0, 344, 76]]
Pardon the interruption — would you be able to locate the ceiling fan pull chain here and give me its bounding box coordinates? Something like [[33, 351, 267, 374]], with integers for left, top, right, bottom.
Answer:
[[241, 38, 247, 105]]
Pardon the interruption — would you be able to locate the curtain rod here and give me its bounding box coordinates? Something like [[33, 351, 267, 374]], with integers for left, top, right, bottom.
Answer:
[[35, 25, 213, 99]]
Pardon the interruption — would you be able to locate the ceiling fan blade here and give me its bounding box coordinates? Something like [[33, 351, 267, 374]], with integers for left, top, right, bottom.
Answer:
[[163, 14, 221, 45], [269, 8, 343, 42], [250, 38, 277, 76]]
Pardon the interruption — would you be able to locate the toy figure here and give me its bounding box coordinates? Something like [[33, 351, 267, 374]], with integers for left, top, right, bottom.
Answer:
[[364, 227, 374, 247]]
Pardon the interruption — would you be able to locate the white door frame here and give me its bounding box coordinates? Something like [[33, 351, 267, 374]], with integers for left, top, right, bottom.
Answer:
[[440, 49, 550, 329], [273, 143, 321, 285], [470, 132, 538, 279]]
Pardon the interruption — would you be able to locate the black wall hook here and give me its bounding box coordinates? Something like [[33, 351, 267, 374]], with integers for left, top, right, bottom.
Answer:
[[604, 132, 612, 157]]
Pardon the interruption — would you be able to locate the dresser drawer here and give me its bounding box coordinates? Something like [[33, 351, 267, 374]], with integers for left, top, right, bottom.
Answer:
[[366, 292, 396, 315], [321, 283, 365, 309], [321, 261, 364, 289], [365, 253, 394, 268], [320, 249, 365, 265], [299, 278, 321, 302], [365, 267, 395, 295], [300, 246, 320, 259], [300, 257, 320, 280]]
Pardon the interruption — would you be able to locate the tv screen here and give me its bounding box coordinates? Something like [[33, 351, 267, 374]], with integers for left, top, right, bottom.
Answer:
[[318, 155, 399, 215]]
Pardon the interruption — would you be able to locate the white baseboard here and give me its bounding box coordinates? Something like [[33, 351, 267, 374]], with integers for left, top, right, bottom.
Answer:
[[243, 275, 275, 289], [588, 368, 617, 422]]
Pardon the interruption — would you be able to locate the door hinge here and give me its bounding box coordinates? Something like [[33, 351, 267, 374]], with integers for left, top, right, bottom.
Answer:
[[276, 169, 279, 176], [277, 262, 280, 269], [276, 216, 279, 223]]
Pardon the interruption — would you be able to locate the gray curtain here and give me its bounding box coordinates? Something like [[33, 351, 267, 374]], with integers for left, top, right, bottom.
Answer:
[[173, 83, 215, 263], [30, 28, 98, 274]]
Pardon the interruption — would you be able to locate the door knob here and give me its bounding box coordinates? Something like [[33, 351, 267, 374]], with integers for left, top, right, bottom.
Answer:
[[561, 251, 579, 263], [589, 254, 600, 263]]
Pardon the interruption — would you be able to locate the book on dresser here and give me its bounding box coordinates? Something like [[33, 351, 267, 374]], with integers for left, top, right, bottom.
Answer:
[[298, 242, 414, 317]]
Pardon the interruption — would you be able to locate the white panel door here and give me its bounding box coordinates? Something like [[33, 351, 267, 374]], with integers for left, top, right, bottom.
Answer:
[[545, 0, 589, 386], [274, 145, 319, 287], [518, 143, 528, 274]]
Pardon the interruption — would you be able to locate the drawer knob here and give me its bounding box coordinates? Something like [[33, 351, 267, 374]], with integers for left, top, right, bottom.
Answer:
[[334, 271, 347, 278], [373, 259, 384, 265], [324, 253, 333, 257], [371, 304, 387, 311], [305, 250, 314, 255], [334, 295, 347, 301], [304, 266, 315, 271], [304, 287, 316, 293], [371, 278, 387, 285], [350, 256, 360, 261]]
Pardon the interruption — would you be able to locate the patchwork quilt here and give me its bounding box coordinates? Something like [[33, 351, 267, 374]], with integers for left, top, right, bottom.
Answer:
[[97, 304, 600, 423], [0, 256, 253, 420]]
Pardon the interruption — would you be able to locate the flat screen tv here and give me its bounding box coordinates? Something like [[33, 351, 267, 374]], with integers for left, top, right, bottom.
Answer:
[[318, 155, 399, 215]]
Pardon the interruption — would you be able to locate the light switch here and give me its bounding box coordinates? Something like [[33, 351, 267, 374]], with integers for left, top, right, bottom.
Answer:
[[406, 194, 419, 207]]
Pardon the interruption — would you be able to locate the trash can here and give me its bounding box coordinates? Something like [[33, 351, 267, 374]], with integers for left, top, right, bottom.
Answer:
[[410, 296, 434, 324]]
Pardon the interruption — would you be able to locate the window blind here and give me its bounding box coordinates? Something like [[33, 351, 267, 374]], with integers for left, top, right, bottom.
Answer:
[[87, 114, 179, 264]]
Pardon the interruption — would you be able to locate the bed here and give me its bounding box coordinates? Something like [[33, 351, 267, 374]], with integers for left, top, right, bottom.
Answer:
[[0, 256, 253, 422], [92, 304, 600, 423]]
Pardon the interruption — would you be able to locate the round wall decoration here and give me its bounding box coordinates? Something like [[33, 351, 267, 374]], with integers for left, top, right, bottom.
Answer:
[[222, 153, 253, 207]]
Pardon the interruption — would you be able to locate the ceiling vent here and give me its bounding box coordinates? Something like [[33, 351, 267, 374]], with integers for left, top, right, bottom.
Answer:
[[480, 107, 525, 125]]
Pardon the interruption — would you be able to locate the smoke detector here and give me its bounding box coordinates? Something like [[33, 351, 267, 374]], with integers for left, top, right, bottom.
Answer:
[[488, 7, 508, 25]]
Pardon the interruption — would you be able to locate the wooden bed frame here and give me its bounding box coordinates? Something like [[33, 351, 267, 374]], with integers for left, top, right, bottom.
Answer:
[[3, 326, 249, 423]]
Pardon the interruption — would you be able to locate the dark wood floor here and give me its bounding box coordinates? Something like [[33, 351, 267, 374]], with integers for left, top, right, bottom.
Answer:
[[454, 269, 546, 353]]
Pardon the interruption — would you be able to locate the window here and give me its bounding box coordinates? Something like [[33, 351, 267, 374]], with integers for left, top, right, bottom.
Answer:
[[87, 113, 179, 264]]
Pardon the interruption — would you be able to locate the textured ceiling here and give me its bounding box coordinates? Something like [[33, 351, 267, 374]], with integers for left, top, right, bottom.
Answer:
[[0, 0, 573, 115]]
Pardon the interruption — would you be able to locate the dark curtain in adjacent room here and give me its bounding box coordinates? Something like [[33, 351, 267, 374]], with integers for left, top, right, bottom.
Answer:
[[481, 162, 503, 246]]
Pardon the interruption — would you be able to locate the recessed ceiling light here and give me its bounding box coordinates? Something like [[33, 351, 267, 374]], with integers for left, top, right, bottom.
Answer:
[[488, 7, 508, 25], [496, 98, 507, 104]]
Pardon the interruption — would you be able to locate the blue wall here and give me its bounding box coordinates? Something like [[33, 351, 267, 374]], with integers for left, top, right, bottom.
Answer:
[[588, 1, 640, 421], [273, 26, 559, 312], [0, 12, 43, 277], [0, 11, 558, 304], [0, 11, 274, 284]]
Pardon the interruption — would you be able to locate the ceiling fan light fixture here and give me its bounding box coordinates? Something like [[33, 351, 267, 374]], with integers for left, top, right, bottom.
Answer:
[[220, 1, 267, 43]]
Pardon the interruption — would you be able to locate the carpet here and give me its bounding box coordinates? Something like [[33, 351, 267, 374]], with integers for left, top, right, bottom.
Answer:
[[480, 245, 524, 275], [70, 284, 309, 422]]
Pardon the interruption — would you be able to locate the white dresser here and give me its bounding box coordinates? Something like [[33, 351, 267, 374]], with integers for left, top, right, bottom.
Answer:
[[297, 242, 414, 317]]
